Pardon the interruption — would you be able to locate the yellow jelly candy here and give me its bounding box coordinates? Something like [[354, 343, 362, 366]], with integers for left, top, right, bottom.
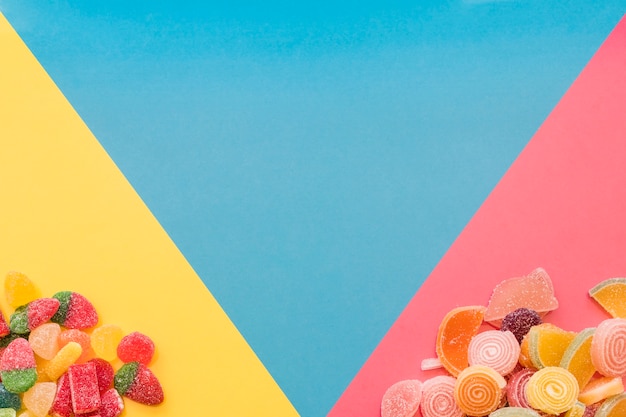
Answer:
[[595, 392, 626, 417], [528, 323, 577, 368], [579, 376, 624, 406], [45, 341, 82, 381], [560, 327, 596, 389], [90, 324, 124, 361], [526, 366, 579, 415], [4, 271, 41, 308], [589, 278, 626, 318], [23, 382, 56, 417], [564, 401, 586, 417]]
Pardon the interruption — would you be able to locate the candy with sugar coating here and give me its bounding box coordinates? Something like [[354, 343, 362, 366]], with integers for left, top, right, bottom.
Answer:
[[0, 408, 16, 417], [380, 380, 422, 417], [90, 325, 123, 362], [89, 358, 114, 394], [49, 373, 71, 417], [500, 308, 542, 343], [99, 388, 124, 417], [68, 362, 101, 414], [28, 323, 61, 361], [45, 342, 82, 381], [591, 318, 626, 377], [0, 338, 37, 394], [22, 382, 56, 417], [0, 312, 10, 339], [0, 384, 21, 411], [117, 332, 155, 365], [4, 272, 41, 309], [114, 362, 163, 405], [58, 329, 93, 363], [10, 299, 60, 334], [51, 292, 98, 330]]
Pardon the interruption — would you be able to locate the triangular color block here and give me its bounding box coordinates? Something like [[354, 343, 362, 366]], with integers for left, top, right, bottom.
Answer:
[[0, 13, 298, 417], [329, 14, 626, 417]]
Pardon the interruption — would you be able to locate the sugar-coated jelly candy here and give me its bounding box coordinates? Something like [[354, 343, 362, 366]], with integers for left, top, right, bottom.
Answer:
[[10, 298, 60, 334], [117, 332, 155, 365], [489, 407, 541, 417], [49, 373, 71, 417], [500, 308, 542, 343], [90, 325, 123, 362], [50, 292, 98, 330], [589, 278, 626, 318], [578, 376, 624, 406], [591, 318, 626, 377], [89, 358, 114, 394], [484, 268, 558, 327], [595, 392, 626, 417], [0, 338, 37, 394], [563, 401, 587, 417], [45, 342, 82, 381], [99, 388, 124, 417], [0, 384, 21, 411], [114, 362, 164, 406], [527, 323, 576, 368], [0, 408, 16, 417], [505, 368, 535, 409], [68, 362, 101, 414], [453, 365, 505, 416], [525, 366, 579, 415], [58, 329, 93, 364], [4, 272, 41, 309], [380, 380, 422, 417], [560, 327, 597, 390], [22, 382, 56, 417], [420, 376, 463, 417], [436, 306, 486, 377], [0, 312, 10, 339], [467, 330, 520, 376], [28, 323, 61, 361]]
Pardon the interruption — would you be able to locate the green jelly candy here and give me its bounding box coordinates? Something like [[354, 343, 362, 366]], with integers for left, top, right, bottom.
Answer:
[[8, 307, 28, 335], [0, 408, 15, 417], [0, 384, 20, 411], [50, 291, 71, 325], [0, 368, 37, 394], [114, 361, 139, 395]]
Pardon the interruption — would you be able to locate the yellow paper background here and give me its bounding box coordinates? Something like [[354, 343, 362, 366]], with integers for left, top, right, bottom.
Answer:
[[0, 12, 298, 416]]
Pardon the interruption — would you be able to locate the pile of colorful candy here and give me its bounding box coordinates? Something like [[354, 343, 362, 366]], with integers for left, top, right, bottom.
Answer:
[[0, 271, 164, 417], [381, 268, 626, 417]]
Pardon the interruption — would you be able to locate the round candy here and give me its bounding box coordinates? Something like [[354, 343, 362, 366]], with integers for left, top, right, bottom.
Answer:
[[501, 308, 542, 343], [526, 366, 579, 415], [591, 318, 626, 377], [467, 330, 520, 376], [453, 365, 505, 416], [506, 367, 536, 409], [420, 376, 463, 417], [380, 380, 422, 417], [117, 332, 155, 365]]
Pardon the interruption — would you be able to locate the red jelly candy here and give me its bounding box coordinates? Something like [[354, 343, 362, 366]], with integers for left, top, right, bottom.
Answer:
[[0, 311, 10, 338], [68, 362, 101, 414], [114, 362, 164, 405], [99, 388, 124, 417], [117, 332, 155, 365], [89, 358, 114, 394], [50, 372, 72, 417], [51, 291, 98, 330]]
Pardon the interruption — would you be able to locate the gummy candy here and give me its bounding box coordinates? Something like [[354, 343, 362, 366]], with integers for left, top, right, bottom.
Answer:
[[591, 318, 626, 377], [419, 358, 442, 371], [0, 338, 37, 394], [51, 292, 98, 330], [89, 358, 114, 394], [28, 323, 61, 361], [0, 313, 10, 339], [484, 268, 558, 327], [4, 272, 41, 309], [505, 367, 535, 409], [0, 408, 16, 417], [560, 327, 596, 389], [22, 382, 56, 417], [90, 325, 123, 362], [467, 330, 520, 376], [435, 306, 486, 376], [380, 380, 422, 417], [595, 392, 626, 417], [419, 376, 462, 417], [10, 298, 60, 334], [453, 365, 505, 416], [45, 341, 82, 381], [68, 362, 100, 414], [114, 362, 164, 405], [589, 277, 626, 318], [500, 308, 542, 343], [58, 329, 93, 364], [578, 376, 624, 406], [563, 401, 587, 417], [527, 323, 576, 368], [489, 407, 541, 417], [99, 388, 124, 417], [525, 366, 579, 414], [0, 384, 21, 411], [117, 332, 155, 365], [49, 373, 72, 417]]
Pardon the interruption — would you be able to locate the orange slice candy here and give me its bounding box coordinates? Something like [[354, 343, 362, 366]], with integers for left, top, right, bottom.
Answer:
[[578, 376, 624, 405], [589, 278, 626, 318], [560, 327, 597, 389], [435, 306, 486, 376], [527, 323, 576, 369], [595, 392, 626, 417], [484, 268, 558, 327]]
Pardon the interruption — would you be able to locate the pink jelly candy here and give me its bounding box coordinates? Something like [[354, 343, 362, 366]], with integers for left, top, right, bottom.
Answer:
[[380, 380, 423, 417], [49, 372, 72, 417], [89, 358, 114, 394], [116, 332, 155, 365], [68, 362, 101, 414], [99, 388, 124, 417]]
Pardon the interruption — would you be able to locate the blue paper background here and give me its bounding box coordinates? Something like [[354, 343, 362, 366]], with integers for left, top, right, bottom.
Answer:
[[2, 1, 625, 415]]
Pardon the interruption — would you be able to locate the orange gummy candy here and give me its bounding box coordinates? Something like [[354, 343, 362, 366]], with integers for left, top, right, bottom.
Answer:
[[484, 268, 559, 327], [589, 278, 626, 318], [527, 323, 576, 369], [435, 306, 486, 377]]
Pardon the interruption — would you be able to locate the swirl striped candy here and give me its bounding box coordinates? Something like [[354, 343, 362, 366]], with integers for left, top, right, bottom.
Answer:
[[468, 330, 520, 376], [420, 376, 463, 417], [454, 365, 506, 416], [591, 318, 626, 378], [489, 407, 541, 417], [526, 366, 579, 415], [506, 368, 536, 409]]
